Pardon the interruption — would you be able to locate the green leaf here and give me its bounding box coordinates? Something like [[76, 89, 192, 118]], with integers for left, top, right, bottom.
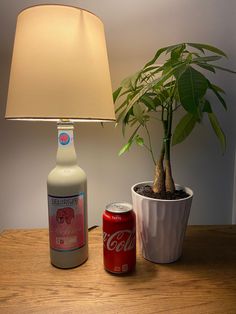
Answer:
[[208, 81, 227, 110], [172, 113, 196, 145], [113, 86, 122, 103], [133, 102, 144, 124], [118, 141, 132, 156], [144, 44, 185, 68], [202, 100, 212, 113], [119, 125, 142, 153], [187, 43, 204, 53], [141, 95, 156, 110], [115, 88, 142, 116], [195, 62, 216, 73], [119, 88, 134, 98], [116, 107, 126, 123], [141, 66, 160, 73], [130, 118, 138, 127], [211, 84, 225, 94], [192, 56, 222, 63], [121, 120, 128, 137], [208, 112, 226, 153], [153, 97, 162, 108], [129, 125, 142, 142], [116, 103, 134, 124], [187, 43, 227, 57], [166, 43, 184, 54], [142, 64, 166, 80], [172, 64, 188, 79], [178, 66, 208, 113], [115, 97, 128, 114], [144, 47, 168, 68], [170, 44, 186, 60], [151, 59, 184, 79], [120, 76, 132, 89], [120, 72, 140, 90], [135, 135, 144, 146], [121, 65, 179, 118], [210, 65, 236, 74], [138, 66, 160, 80]]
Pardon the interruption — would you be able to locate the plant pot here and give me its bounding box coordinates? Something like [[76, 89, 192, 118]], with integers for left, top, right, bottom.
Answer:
[[131, 181, 193, 263]]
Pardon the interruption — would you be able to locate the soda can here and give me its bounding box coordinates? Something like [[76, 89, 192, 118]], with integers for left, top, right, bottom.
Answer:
[[103, 202, 136, 274]]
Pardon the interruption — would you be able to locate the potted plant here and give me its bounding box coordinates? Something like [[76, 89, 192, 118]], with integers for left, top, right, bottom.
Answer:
[[113, 43, 235, 263]]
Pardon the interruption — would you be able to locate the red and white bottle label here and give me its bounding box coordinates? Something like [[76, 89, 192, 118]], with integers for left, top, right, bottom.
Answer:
[[48, 193, 85, 251], [58, 130, 73, 148]]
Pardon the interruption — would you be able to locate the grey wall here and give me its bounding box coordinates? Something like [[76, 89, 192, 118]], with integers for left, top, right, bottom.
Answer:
[[0, 0, 236, 231]]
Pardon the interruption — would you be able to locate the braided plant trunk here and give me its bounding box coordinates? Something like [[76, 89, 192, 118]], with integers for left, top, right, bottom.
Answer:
[[153, 104, 175, 195]]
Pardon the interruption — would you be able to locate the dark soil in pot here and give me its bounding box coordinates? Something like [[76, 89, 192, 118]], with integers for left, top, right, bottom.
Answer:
[[134, 184, 189, 200]]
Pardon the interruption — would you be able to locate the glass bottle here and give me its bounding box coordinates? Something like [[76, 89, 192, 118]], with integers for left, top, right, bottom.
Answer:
[[47, 121, 88, 268]]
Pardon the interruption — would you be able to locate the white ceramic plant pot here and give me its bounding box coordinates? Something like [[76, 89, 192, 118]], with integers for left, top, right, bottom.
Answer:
[[131, 181, 193, 263]]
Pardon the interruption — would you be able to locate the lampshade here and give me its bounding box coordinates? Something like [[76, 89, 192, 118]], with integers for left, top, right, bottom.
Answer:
[[5, 5, 115, 121]]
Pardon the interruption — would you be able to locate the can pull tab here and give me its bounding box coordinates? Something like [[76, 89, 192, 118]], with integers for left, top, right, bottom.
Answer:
[[106, 202, 133, 213]]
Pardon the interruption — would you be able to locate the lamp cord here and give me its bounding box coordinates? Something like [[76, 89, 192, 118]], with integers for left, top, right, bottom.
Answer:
[[88, 225, 99, 231]]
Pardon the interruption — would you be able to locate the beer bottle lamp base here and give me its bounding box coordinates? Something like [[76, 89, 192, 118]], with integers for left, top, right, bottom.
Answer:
[[5, 5, 115, 268], [47, 121, 88, 268]]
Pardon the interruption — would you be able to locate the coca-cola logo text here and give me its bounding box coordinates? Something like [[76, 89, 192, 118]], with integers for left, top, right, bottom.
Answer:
[[103, 229, 135, 252]]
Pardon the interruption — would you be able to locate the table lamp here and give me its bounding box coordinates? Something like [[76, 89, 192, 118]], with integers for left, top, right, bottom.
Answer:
[[5, 5, 115, 269]]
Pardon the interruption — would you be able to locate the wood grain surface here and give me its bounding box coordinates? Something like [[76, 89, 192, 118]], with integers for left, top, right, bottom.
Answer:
[[0, 226, 236, 314]]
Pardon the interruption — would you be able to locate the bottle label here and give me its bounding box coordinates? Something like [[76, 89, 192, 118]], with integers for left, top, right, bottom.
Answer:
[[58, 131, 73, 148], [48, 193, 85, 251]]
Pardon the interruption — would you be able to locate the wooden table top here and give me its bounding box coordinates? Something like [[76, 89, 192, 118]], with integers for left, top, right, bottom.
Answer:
[[0, 225, 236, 313]]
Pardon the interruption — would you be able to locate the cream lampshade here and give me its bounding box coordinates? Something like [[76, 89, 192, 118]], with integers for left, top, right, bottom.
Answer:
[[5, 5, 115, 269], [5, 4, 115, 121]]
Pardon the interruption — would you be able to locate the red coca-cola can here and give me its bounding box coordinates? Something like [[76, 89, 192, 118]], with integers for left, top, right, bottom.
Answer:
[[103, 202, 136, 274]]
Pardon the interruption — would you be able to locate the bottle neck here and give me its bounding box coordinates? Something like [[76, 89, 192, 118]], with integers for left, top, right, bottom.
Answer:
[[56, 122, 77, 166]]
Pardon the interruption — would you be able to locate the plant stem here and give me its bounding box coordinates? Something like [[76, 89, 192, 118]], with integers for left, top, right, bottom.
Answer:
[[153, 142, 165, 194], [152, 116, 167, 194], [165, 103, 175, 193], [144, 125, 156, 165]]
